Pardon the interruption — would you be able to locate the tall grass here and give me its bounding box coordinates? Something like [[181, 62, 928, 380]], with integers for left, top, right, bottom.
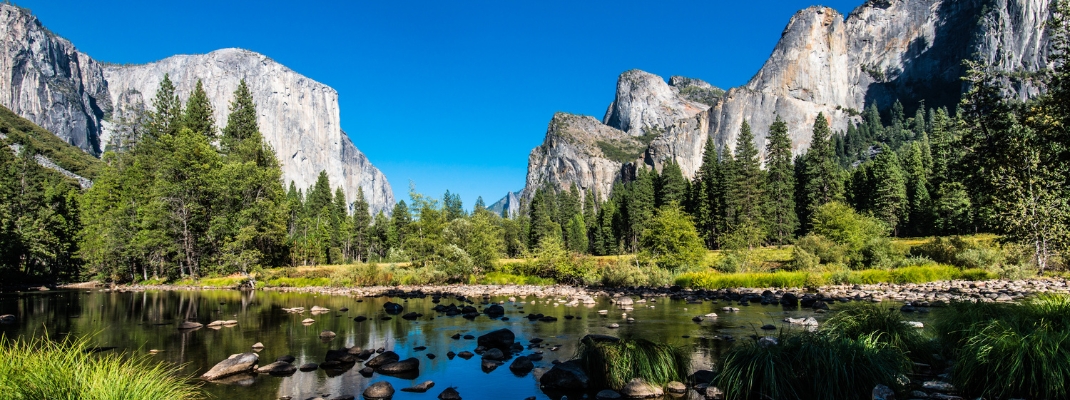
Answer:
[[934, 294, 1070, 399], [714, 332, 910, 400], [823, 302, 935, 363], [0, 334, 201, 399], [578, 338, 690, 390], [676, 264, 992, 289]]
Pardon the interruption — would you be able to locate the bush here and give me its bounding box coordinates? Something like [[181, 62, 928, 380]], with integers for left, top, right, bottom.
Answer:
[[795, 234, 848, 265], [715, 332, 910, 400], [810, 202, 888, 253], [579, 338, 689, 390], [787, 247, 820, 272], [638, 206, 706, 272], [330, 263, 393, 286], [0, 334, 201, 399]]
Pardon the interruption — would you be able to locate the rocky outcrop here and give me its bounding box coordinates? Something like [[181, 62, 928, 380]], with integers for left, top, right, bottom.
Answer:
[[488, 190, 521, 217], [517, 0, 1054, 203], [0, 4, 110, 156], [521, 113, 640, 204], [0, 4, 393, 213], [100, 49, 393, 212]]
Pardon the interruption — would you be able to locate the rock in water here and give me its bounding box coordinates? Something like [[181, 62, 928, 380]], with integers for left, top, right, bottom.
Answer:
[[376, 357, 419, 374], [596, 390, 622, 400], [201, 353, 258, 380], [363, 381, 395, 399], [477, 328, 515, 349], [509, 356, 534, 374], [438, 387, 461, 400], [872, 384, 896, 400], [666, 381, 687, 394], [400, 381, 435, 393], [619, 378, 664, 399], [539, 360, 588, 390], [178, 321, 202, 330], [255, 361, 296, 375], [481, 348, 505, 361], [364, 351, 400, 368]]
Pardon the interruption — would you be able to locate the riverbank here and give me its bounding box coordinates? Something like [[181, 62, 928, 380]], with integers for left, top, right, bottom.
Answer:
[[95, 277, 1070, 306]]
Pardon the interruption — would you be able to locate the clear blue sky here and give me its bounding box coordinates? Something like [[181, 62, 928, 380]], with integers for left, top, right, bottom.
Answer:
[[20, 0, 862, 208]]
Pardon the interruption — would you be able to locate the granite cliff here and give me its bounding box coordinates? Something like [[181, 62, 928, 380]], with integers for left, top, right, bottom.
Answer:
[[513, 0, 1053, 206], [0, 4, 393, 213]]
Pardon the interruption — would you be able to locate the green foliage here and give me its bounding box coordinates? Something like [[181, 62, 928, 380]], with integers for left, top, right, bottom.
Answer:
[[578, 337, 690, 390], [0, 105, 103, 178], [714, 332, 910, 400], [802, 113, 845, 228], [676, 264, 970, 289], [823, 302, 933, 358], [0, 334, 202, 400], [764, 115, 798, 245], [810, 202, 888, 254], [638, 205, 706, 272], [935, 295, 1070, 399]]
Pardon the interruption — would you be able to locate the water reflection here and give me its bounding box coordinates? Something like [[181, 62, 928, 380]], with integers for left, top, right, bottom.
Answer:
[[0, 289, 930, 400]]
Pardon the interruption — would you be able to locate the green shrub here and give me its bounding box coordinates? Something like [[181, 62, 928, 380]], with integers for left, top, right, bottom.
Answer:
[[0, 334, 201, 399], [578, 338, 689, 390], [330, 263, 393, 286], [478, 272, 555, 285], [795, 234, 848, 265], [787, 247, 820, 272], [715, 332, 910, 400]]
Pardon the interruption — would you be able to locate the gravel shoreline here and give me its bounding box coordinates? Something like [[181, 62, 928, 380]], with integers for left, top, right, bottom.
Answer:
[[85, 278, 1070, 304]]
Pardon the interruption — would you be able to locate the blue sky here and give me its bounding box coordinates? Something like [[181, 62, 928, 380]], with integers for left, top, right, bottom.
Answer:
[[21, 0, 862, 208]]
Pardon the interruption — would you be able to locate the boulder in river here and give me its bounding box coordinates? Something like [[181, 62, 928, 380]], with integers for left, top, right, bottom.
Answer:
[[298, 363, 318, 371], [201, 352, 258, 380], [509, 356, 534, 374], [539, 360, 588, 390], [365, 351, 400, 368], [377, 357, 420, 374], [438, 387, 461, 400], [400, 380, 435, 393], [0, 314, 16, 324], [477, 328, 515, 349], [178, 321, 202, 330], [619, 378, 663, 398], [482, 348, 505, 361], [255, 361, 296, 375], [320, 330, 337, 339], [363, 381, 395, 399], [383, 302, 404, 314]]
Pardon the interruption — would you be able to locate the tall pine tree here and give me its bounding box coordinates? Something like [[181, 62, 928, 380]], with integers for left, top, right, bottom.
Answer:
[[763, 116, 797, 244]]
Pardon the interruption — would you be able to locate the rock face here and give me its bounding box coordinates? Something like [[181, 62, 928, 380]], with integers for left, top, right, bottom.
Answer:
[[514, 0, 1053, 203], [0, 4, 393, 213]]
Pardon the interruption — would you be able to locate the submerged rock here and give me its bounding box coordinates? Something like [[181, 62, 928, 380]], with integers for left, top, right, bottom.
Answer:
[[363, 381, 395, 399], [201, 352, 258, 380], [400, 380, 435, 393]]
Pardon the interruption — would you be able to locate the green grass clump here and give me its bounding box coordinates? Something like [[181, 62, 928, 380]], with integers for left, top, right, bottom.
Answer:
[[714, 332, 910, 400], [677, 264, 986, 289], [578, 338, 690, 390], [0, 334, 201, 399], [477, 271, 554, 286], [934, 294, 1070, 399], [823, 302, 934, 362]]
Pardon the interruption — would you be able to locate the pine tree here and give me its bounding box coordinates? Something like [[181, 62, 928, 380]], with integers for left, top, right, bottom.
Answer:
[[474, 196, 486, 213], [184, 80, 215, 139], [693, 137, 721, 248], [306, 171, 333, 216], [443, 190, 465, 221], [803, 113, 843, 228], [656, 159, 687, 207], [221, 79, 257, 155], [148, 74, 183, 140], [390, 200, 411, 250], [868, 144, 907, 235], [727, 120, 764, 231], [626, 166, 656, 250], [904, 142, 932, 236], [764, 116, 798, 244]]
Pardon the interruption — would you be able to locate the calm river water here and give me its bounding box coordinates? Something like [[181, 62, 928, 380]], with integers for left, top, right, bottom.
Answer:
[[0, 288, 930, 400]]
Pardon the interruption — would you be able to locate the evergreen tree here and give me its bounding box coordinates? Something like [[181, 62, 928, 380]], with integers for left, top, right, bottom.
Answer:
[[528, 186, 561, 248], [904, 142, 932, 236], [390, 200, 412, 250], [443, 190, 465, 221], [306, 171, 333, 215], [727, 120, 764, 231], [626, 166, 656, 250], [693, 137, 721, 248], [803, 113, 844, 229], [763, 115, 798, 244], [351, 187, 371, 262], [474, 196, 486, 213], [868, 144, 908, 235], [148, 74, 183, 140], [221, 79, 257, 155], [656, 159, 687, 207], [183, 80, 215, 139]]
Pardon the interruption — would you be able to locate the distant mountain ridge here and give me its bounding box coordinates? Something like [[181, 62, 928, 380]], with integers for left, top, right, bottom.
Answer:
[[0, 4, 394, 213], [505, 0, 1052, 207]]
